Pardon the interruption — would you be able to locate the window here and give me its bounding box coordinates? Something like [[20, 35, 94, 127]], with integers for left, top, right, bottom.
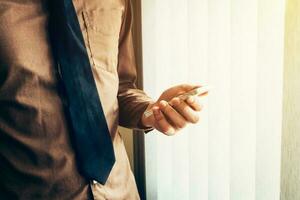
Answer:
[[141, 0, 286, 199]]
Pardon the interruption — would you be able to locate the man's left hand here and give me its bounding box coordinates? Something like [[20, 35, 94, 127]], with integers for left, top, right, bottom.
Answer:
[[141, 84, 208, 136]]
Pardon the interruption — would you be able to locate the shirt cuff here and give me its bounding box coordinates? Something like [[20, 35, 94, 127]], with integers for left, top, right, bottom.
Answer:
[[134, 102, 155, 133]]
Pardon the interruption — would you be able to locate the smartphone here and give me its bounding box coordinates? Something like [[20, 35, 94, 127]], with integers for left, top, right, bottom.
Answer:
[[143, 85, 212, 118]]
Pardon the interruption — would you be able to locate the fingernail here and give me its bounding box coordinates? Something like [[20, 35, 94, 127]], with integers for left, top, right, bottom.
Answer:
[[187, 96, 195, 103], [167, 129, 175, 136]]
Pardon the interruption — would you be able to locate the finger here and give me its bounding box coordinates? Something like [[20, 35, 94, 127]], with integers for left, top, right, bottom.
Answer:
[[179, 84, 201, 92], [152, 107, 175, 135], [170, 97, 200, 124], [164, 84, 201, 98], [185, 96, 203, 111], [159, 100, 187, 129], [198, 91, 209, 97]]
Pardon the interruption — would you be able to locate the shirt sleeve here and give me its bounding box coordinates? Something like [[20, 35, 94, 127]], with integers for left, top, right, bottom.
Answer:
[[117, 0, 154, 130]]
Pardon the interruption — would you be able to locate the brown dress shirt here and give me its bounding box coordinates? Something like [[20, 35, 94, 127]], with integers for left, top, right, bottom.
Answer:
[[0, 0, 153, 199]]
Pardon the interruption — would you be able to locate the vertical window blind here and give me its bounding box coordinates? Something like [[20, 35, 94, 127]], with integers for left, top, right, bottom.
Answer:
[[141, 0, 286, 199]]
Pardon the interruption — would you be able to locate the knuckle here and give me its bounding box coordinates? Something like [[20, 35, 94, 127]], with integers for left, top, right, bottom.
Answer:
[[159, 102, 169, 111], [154, 113, 164, 121], [157, 115, 165, 121], [164, 106, 174, 115], [170, 98, 180, 106], [163, 104, 170, 111]]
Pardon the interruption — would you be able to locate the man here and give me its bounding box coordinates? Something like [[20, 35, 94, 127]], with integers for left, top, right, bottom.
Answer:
[[0, 0, 205, 199]]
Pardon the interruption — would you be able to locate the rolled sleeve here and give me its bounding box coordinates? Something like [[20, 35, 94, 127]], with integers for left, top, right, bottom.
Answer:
[[117, 0, 154, 131]]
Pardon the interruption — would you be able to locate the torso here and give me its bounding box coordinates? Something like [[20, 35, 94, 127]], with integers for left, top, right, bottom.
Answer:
[[0, 0, 139, 199]]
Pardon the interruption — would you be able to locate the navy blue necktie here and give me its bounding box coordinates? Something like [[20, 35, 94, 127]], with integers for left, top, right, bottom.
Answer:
[[47, 0, 115, 184]]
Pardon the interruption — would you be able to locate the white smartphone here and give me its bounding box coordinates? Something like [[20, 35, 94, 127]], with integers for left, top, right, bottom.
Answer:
[[143, 85, 212, 118]]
